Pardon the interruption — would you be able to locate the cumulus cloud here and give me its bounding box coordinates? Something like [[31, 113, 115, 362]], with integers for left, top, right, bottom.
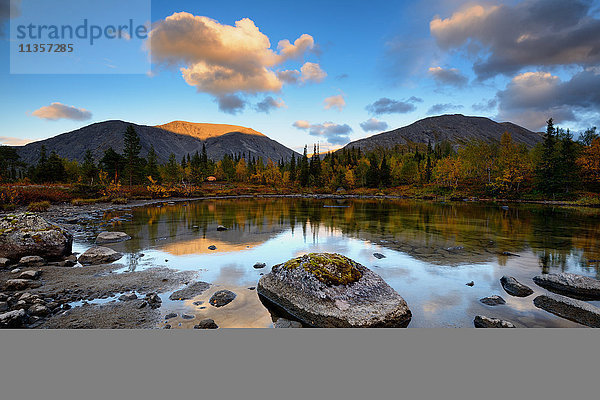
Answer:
[[366, 97, 422, 115], [472, 98, 498, 112], [323, 94, 345, 111], [293, 120, 353, 145], [496, 69, 600, 130], [428, 66, 468, 86], [430, 1, 600, 79], [216, 94, 246, 115], [148, 13, 324, 112], [31, 102, 92, 121], [427, 103, 464, 115], [360, 118, 389, 132], [255, 96, 286, 113], [0, 136, 32, 146]]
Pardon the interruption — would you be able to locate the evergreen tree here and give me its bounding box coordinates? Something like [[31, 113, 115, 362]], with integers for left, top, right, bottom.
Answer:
[[380, 154, 391, 187], [46, 151, 67, 183], [146, 145, 160, 183], [535, 119, 559, 195], [81, 150, 98, 184], [366, 153, 380, 188], [190, 151, 203, 183], [100, 147, 125, 183], [123, 125, 142, 186], [164, 153, 180, 183], [299, 145, 310, 187], [289, 153, 297, 182]]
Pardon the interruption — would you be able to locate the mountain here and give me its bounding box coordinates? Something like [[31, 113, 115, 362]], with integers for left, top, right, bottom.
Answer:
[[14, 120, 299, 164], [342, 114, 543, 152]]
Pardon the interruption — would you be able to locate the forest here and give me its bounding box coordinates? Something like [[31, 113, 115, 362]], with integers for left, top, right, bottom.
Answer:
[[1, 119, 599, 207]]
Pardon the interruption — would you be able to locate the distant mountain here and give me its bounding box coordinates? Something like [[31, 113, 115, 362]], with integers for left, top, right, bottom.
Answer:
[[14, 120, 299, 164], [342, 114, 543, 152]]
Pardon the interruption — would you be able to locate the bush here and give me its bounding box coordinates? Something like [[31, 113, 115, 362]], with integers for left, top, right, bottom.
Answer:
[[27, 201, 51, 212], [71, 198, 98, 206], [111, 197, 128, 204]]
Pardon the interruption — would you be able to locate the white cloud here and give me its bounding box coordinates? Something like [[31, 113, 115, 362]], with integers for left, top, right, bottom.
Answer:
[[360, 118, 388, 132], [31, 102, 92, 121], [300, 62, 327, 83], [323, 94, 345, 111]]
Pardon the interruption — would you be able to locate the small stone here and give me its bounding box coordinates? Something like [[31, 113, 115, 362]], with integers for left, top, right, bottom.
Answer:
[[479, 295, 506, 306], [274, 318, 303, 328], [247, 287, 256, 291], [253, 262, 266, 269], [18, 256, 45, 266], [5, 279, 40, 290], [0, 258, 10, 268], [145, 293, 162, 309], [500, 276, 534, 297], [10, 268, 21, 274], [119, 293, 138, 301], [474, 315, 516, 328], [209, 290, 237, 307], [164, 313, 177, 320], [466, 281, 475, 287], [0, 302, 7, 312], [78, 246, 123, 265], [18, 270, 41, 280], [192, 301, 204, 306], [208, 245, 217, 250], [181, 314, 195, 320], [137, 301, 147, 309], [28, 303, 49, 316], [0, 309, 26, 328], [95, 231, 131, 244], [216, 225, 228, 231], [194, 319, 218, 329], [169, 282, 210, 301], [373, 253, 386, 259], [163, 324, 171, 329]]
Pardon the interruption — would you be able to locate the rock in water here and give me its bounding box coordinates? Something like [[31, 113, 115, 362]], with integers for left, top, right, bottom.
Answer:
[[145, 293, 162, 309], [533, 294, 600, 328], [532, 273, 600, 300], [216, 225, 228, 231], [169, 281, 211, 300], [208, 245, 217, 251], [373, 253, 386, 259], [95, 231, 131, 244], [474, 315, 516, 328], [209, 290, 237, 307], [78, 246, 123, 265], [194, 319, 219, 329], [253, 262, 266, 269], [0, 213, 73, 261], [274, 318, 303, 328], [480, 295, 506, 306], [500, 276, 534, 297], [257, 253, 412, 328]]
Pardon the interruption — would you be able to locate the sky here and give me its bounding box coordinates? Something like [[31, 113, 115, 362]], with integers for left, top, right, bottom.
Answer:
[[1, 0, 599, 152]]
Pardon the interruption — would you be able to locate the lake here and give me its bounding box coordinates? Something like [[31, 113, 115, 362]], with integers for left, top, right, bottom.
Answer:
[[74, 198, 600, 328]]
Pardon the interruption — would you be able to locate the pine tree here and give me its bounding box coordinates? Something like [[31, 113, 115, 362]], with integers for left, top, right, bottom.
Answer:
[[123, 125, 142, 186], [146, 145, 160, 183], [289, 153, 297, 182], [380, 154, 391, 187], [81, 150, 98, 184], [299, 145, 310, 187], [100, 147, 124, 183], [366, 153, 380, 188]]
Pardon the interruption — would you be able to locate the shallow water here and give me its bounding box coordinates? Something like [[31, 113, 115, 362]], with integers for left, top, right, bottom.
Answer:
[[76, 198, 600, 328]]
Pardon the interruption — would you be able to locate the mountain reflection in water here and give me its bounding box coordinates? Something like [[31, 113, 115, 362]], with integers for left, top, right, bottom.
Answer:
[[93, 198, 600, 328]]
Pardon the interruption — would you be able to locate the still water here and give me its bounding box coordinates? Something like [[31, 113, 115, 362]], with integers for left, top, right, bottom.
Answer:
[[77, 198, 600, 328]]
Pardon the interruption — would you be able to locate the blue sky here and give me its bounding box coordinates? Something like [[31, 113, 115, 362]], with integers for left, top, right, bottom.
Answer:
[[1, 0, 599, 152]]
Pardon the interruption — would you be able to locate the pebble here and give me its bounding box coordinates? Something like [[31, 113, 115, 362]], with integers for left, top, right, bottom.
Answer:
[[466, 281, 475, 287]]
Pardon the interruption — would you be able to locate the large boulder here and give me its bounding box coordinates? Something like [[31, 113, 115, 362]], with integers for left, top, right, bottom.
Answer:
[[0, 309, 27, 328], [78, 246, 123, 265], [257, 253, 412, 328], [0, 213, 72, 261], [533, 294, 600, 328], [500, 276, 534, 297], [533, 273, 600, 300], [95, 231, 131, 244]]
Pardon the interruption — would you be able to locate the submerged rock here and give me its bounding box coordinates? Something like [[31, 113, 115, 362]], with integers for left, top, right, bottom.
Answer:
[[169, 281, 210, 300], [209, 290, 237, 307], [373, 253, 386, 259], [194, 319, 218, 329], [532, 273, 600, 300], [274, 318, 303, 328], [78, 246, 123, 265], [257, 253, 412, 328], [0, 213, 73, 261], [480, 295, 506, 306], [164, 313, 177, 320], [474, 315, 516, 328], [95, 231, 131, 244], [534, 294, 600, 328], [500, 276, 534, 297]]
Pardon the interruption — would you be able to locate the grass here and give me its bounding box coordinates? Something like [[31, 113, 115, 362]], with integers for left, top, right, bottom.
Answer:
[[26, 201, 51, 212], [282, 253, 363, 286]]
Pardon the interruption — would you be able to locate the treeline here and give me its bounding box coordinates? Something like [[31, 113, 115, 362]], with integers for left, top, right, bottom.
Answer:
[[1, 120, 599, 199]]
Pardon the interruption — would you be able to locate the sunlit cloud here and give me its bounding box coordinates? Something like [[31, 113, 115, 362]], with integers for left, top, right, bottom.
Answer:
[[31, 102, 92, 121], [428, 66, 468, 87], [0, 136, 32, 146]]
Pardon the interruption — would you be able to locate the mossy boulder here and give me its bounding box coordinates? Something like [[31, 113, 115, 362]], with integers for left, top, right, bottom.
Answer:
[[257, 253, 411, 328], [0, 213, 72, 261]]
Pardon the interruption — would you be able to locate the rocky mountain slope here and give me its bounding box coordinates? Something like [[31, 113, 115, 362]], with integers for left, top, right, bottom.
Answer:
[[14, 120, 298, 164], [342, 114, 543, 152]]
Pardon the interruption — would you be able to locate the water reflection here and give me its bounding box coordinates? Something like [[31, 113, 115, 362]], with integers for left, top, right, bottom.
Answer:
[[95, 199, 600, 328]]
